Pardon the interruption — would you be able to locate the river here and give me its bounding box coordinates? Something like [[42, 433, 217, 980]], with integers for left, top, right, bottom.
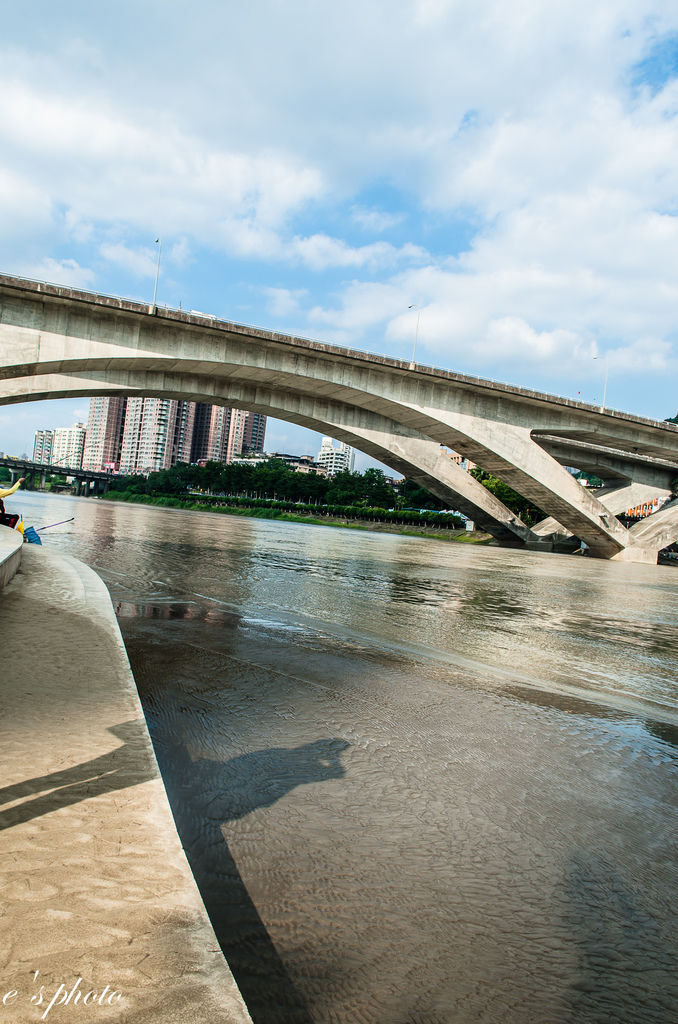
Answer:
[[14, 491, 678, 1024]]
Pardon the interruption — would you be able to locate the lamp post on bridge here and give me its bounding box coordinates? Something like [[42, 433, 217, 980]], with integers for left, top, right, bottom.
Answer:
[[594, 355, 609, 412], [149, 238, 162, 314], [408, 304, 420, 368]]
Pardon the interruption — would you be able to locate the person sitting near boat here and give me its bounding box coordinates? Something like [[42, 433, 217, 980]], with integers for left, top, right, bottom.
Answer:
[[0, 477, 25, 529]]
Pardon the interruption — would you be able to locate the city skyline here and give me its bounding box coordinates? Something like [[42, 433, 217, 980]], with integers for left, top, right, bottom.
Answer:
[[30, 397, 269, 475]]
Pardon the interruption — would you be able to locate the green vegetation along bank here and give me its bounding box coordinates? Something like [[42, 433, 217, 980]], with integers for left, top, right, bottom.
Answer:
[[104, 458, 546, 525]]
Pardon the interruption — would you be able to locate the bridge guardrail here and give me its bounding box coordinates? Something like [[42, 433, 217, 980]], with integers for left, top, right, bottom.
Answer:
[[0, 273, 623, 413]]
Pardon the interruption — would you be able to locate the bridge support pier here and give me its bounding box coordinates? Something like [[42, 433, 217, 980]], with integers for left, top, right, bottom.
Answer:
[[609, 546, 659, 564]]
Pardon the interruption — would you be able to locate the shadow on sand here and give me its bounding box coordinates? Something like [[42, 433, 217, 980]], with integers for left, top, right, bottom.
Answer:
[[1, 718, 348, 1023], [152, 735, 351, 1024], [0, 720, 153, 829]]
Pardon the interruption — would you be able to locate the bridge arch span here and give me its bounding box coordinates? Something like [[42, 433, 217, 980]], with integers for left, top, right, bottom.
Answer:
[[0, 370, 531, 544], [0, 352, 642, 556], [2, 274, 678, 560]]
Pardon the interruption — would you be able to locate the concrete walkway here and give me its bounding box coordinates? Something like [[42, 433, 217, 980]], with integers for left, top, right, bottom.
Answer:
[[0, 535, 252, 1023]]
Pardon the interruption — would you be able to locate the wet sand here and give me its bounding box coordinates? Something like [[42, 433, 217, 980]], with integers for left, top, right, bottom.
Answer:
[[120, 602, 678, 1024], [0, 545, 252, 1024]]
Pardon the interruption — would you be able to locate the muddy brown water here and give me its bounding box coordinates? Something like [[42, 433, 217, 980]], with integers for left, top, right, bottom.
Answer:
[[16, 492, 678, 1023]]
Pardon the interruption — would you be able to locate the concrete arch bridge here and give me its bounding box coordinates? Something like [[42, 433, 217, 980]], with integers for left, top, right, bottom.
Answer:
[[1, 273, 677, 564]]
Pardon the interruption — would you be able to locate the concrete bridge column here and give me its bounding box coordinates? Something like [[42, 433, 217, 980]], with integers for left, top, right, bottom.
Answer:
[[311, 419, 533, 544], [409, 410, 632, 558], [531, 481, 674, 549]]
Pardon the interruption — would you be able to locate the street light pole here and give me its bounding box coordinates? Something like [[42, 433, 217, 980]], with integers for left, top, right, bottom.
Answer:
[[594, 355, 609, 412], [150, 238, 162, 313], [408, 304, 420, 367]]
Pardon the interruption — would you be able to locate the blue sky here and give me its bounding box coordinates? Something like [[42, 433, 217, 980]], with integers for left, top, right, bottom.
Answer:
[[1, 1, 678, 466]]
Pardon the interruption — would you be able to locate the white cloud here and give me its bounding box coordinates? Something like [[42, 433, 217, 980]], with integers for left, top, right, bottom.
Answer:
[[289, 235, 427, 271], [214, 223, 427, 271], [351, 206, 404, 232], [0, 168, 52, 241], [481, 318, 591, 366], [168, 238, 192, 267], [100, 242, 157, 278], [2, 1, 678, 423], [262, 287, 308, 318], [16, 258, 95, 289], [308, 280, 406, 344], [606, 336, 673, 372], [0, 78, 325, 250]]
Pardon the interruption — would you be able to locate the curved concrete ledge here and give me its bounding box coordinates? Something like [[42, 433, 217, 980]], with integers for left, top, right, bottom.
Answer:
[[0, 545, 252, 1023], [0, 523, 22, 589]]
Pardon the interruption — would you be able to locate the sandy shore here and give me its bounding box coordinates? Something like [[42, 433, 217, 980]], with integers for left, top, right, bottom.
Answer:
[[0, 543, 252, 1023]]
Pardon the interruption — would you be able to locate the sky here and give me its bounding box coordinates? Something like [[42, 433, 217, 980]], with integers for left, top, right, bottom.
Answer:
[[1, 1, 678, 468]]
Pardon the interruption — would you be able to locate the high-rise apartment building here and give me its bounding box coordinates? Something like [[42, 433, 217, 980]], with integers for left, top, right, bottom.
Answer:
[[191, 404, 232, 463], [82, 397, 127, 471], [191, 404, 267, 464], [242, 412, 267, 454], [51, 423, 86, 469], [73, 397, 268, 476], [33, 430, 53, 464], [317, 437, 355, 475], [119, 398, 195, 474]]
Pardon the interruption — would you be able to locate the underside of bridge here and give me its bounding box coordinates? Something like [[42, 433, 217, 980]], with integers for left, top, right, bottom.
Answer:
[[2, 274, 677, 563]]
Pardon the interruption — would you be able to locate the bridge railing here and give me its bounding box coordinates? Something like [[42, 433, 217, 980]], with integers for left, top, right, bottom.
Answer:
[[1, 273, 575, 403], [6, 272, 678, 429]]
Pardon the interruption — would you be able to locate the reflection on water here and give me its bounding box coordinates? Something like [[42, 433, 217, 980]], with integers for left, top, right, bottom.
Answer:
[[14, 491, 678, 1023]]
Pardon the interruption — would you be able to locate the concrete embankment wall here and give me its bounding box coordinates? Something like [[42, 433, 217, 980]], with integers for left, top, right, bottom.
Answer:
[[0, 540, 252, 1023], [0, 522, 22, 588]]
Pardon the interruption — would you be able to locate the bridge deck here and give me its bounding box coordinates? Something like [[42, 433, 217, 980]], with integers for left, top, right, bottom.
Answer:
[[2, 271, 677, 444]]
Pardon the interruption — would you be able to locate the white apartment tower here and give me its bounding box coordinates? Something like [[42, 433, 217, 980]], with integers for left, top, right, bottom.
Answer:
[[51, 423, 86, 469], [316, 437, 355, 475], [33, 430, 54, 464]]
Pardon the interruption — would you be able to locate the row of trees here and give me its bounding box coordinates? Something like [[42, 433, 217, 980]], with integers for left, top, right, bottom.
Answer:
[[105, 458, 551, 525], [109, 460, 421, 509], [3, 455, 548, 528]]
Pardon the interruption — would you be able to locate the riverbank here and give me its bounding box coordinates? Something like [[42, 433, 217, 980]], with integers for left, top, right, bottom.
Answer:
[[102, 491, 495, 544], [0, 538, 252, 1023]]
